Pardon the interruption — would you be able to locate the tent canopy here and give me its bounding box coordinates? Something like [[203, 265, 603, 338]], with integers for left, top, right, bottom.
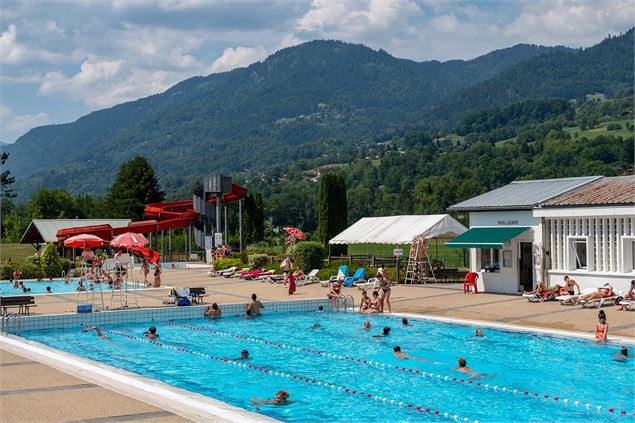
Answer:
[[445, 227, 529, 249], [329, 215, 468, 245]]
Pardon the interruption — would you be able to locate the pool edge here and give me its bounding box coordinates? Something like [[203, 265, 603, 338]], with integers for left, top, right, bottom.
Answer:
[[0, 333, 282, 423]]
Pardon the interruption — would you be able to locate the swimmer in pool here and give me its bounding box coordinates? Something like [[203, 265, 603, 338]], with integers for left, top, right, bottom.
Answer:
[[373, 326, 390, 338], [230, 350, 250, 361], [309, 323, 321, 329], [362, 320, 371, 331], [81, 325, 109, 339], [393, 346, 431, 362], [612, 346, 635, 362], [251, 390, 293, 410], [143, 326, 159, 339], [204, 303, 221, 319], [453, 357, 495, 380], [401, 317, 411, 326], [475, 328, 484, 337]]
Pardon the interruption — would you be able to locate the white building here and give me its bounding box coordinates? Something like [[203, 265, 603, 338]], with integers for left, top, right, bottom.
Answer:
[[447, 175, 634, 294]]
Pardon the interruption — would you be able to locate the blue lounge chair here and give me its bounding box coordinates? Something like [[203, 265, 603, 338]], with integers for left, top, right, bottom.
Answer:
[[322, 265, 349, 287], [344, 268, 365, 287]]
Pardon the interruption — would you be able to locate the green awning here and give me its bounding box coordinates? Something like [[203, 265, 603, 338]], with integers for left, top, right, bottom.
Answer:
[[445, 227, 529, 249]]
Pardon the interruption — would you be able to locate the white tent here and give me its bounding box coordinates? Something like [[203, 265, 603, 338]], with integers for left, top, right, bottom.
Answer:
[[329, 215, 467, 245]]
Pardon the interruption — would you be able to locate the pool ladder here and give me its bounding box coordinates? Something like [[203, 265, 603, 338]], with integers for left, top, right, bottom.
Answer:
[[0, 313, 21, 335], [336, 295, 355, 312]]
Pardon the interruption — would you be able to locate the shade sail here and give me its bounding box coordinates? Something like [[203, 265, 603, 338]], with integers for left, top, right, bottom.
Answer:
[[329, 215, 467, 245], [445, 227, 529, 249]]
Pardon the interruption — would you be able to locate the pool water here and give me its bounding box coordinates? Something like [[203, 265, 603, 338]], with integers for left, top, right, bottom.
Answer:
[[0, 278, 141, 295], [22, 312, 635, 422]]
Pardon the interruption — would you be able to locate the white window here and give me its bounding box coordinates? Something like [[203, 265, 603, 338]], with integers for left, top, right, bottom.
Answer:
[[569, 238, 588, 270], [622, 237, 635, 273]]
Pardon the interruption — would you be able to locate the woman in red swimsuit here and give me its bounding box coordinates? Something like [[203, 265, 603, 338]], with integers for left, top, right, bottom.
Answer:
[[592, 310, 608, 343]]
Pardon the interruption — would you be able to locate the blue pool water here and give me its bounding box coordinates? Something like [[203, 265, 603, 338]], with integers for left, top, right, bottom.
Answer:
[[0, 278, 141, 295], [22, 312, 635, 422]]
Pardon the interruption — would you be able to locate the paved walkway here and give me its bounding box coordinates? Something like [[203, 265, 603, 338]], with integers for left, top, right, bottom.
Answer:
[[1, 267, 634, 422]]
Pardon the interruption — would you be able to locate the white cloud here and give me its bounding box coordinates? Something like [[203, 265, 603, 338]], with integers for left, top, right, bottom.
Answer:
[[0, 24, 66, 65], [505, 0, 635, 46], [209, 46, 268, 73], [0, 105, 50, 142]]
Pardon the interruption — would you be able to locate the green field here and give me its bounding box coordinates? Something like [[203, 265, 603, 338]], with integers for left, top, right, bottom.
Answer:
[[563, 119, 633, 140], [0, 243, 36, 263]]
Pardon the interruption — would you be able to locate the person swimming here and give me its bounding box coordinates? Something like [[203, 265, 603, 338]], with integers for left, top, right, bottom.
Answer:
[[393, 346, 430, 362], [475, 328, 484, 337], [251, 390, 293, 410], [204, 303, 221, 319], [453, 357, 495, 380], [81, 325, 109, 339], [373, 326, 390, 338], [244, 309, 253, 319], [309, 323, 321, 329], [144, 326, 159, 339], [401, 317, 411, 326], [612, 346, 634, 362], [362, 320, 371, 331]]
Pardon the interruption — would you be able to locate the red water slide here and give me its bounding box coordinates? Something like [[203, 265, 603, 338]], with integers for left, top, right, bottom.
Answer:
[[56, 184, 248, 245]]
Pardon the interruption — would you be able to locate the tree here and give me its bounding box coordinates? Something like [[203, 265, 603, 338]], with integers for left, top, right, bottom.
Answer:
[[316, 173, 347, 254], [0, 152, 16, 198], [242, 194, 257, 245], [107, 156, 164, 220], [40, 242, 62, 278], [30, 188, 83, 219], [252, 192, 265, 242]]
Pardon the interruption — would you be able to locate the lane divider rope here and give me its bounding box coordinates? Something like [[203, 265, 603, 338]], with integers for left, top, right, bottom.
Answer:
[[103, 329, 477, 423], [158, 320, 634, 417]]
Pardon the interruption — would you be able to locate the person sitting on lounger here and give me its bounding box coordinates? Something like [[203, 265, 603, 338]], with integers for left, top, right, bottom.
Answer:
[[592, 310, 608, 343], [144, 326, 159, 339], [562, 276, 580, 295], [393, 346, 430, 362], [204, 303, 222, 319], [617, 280, 635, 311], [327, 278, 342, 308], [580, 283, 613, 303]]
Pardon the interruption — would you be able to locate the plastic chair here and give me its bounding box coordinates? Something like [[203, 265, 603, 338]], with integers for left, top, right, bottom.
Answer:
[[463, 272, 479, 294]]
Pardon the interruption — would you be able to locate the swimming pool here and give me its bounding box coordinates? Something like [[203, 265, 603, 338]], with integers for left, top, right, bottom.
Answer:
[[21, 311, 635, 422], [0, 278, 142, 295]]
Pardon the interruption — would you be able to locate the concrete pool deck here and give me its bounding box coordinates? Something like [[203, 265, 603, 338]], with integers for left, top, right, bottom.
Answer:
[[1, 266, 634, 422]]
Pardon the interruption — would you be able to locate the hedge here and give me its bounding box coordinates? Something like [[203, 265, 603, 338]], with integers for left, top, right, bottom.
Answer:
[[213, 258, 242, 270], [248, 254, 270, 269], [293, 241, 325, 272]]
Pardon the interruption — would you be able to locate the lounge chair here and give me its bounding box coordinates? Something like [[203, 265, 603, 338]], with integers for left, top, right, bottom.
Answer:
[[218, 266, 237, 276], [265, 275, 285, 284], [523, 289, 557, 302], [242, 269, 274, 280], [356, 277, 377, 291], [555, 287, 596, 305], [296, 269, 320, 287], [620, 300, 635, 311], [344, 268, 366, 287], [580, 290, 623, 309], [223, 267, 249, 278], [322, 265, 349, 287]]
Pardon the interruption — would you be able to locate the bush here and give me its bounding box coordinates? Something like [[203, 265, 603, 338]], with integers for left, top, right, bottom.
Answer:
[[20, 263, 44, 280], [24, 255, 41, 266], [1, 262, 19, 280], [246, 241, 280, 256], [248, 254, 270, 269], [213, 258, 242, 270], [40, 242, 62, 278], [606, 123, 622, 130], [293, 241, 325, 272], [60, 258, 73, 274]]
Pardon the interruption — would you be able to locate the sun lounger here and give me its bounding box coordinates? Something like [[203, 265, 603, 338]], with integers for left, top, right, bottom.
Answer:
[[580, 290, 623, 309], [344, 268, 366, 287], [218, 266, 237, 276], [356, 277, 377, 291], [620, 299, 635, 311], [555, 287, 596, 305], [265, 275, 285, 284], [296, 269, 320, 287], [523, 289, 557, 302], [322, 265, 348, 287]]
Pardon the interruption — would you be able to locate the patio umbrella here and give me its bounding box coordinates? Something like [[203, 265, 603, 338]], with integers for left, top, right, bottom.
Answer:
[[110, 232, 149, 248], [283, 227, 305, 240], [63, 234, 105, 248]]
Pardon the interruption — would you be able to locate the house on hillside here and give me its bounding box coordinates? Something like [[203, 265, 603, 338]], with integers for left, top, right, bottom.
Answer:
[[446, 176, 635, 294]]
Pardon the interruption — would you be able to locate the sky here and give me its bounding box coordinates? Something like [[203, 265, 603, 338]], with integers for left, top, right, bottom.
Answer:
[[1, 0, 633, 143]]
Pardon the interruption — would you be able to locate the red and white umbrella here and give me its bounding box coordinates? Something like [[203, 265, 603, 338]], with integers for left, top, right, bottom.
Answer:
[[63, 234, 105, 248], [283, 227, 305, 239], [110, 232, 149, 248]]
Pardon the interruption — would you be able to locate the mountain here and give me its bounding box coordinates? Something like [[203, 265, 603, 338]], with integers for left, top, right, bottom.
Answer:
[[5, 31, 631, 200], [428, 28, 634, 123]]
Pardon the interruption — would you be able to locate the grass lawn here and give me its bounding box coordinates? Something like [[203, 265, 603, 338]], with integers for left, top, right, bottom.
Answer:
[[348, 240, 468, 269], [0, 243, 36, 263], [563, 119, 633, 140]]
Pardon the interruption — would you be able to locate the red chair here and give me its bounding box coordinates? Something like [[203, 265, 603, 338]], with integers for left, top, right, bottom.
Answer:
[[463, 272, 479, 294]]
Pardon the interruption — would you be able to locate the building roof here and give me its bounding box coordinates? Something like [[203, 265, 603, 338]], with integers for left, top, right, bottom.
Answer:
[[20, 219, 131, 244], [448, 176, 602, 212], [329, 214, 467, 245], [542, 176, 635, 207]]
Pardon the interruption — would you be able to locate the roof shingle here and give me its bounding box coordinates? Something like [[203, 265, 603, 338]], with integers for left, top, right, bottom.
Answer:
[[542, 176, 635, 207]]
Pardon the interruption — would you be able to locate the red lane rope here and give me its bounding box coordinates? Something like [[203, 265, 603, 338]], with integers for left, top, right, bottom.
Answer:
[[158, 320, 635, 417], [103, 329, 477, 423]]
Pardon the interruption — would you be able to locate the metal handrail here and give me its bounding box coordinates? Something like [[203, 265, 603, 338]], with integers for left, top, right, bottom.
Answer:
[[1, 313, 20, 335]]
